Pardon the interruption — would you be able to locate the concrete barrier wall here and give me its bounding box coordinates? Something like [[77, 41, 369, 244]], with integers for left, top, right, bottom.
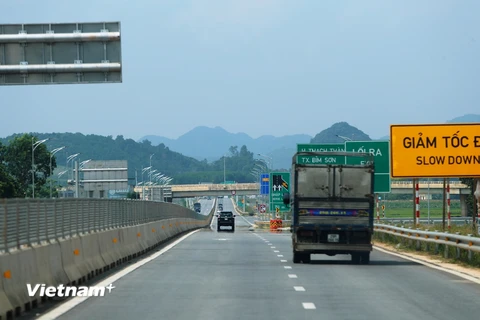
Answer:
[[0, 209, 214, 320]]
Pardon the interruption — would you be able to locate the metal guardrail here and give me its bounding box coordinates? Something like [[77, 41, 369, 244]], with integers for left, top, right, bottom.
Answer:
[[378, 217, 474, 225], [389, 181, 468, 188], [374, 223, 480, 253], [0, 198, 206, 253]]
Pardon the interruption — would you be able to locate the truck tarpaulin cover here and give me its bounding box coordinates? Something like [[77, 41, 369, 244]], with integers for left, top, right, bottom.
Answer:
[[299, 209, 369, 217]]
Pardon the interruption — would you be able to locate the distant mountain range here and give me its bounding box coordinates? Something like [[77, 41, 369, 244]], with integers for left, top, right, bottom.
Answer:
[[139, 114, 479, 169], [140, 126, 312, 169]]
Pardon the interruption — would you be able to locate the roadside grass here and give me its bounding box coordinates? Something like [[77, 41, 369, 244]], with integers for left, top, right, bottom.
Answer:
[[373, 227, 480, 268], [380, 200, 463, 219]]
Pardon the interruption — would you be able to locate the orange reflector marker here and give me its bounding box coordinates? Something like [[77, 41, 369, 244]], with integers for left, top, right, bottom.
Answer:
[[162, 226, 165, 229], [469, 242, 473, 246], [425, 235, 429, 239], [3, 270, 11, 279], [169, 224, 172, 227], [113, 238, 118, 243], [152, 228, 156, 232], [445, 237, 449, 241], [73, 249, 80, 256], [137, 233, 141, 237]]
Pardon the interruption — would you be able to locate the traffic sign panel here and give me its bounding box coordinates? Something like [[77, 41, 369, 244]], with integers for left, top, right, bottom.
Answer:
[[296, 143, 345, 165], [297, 143, 345, 152], [390, 123, 480, 178], [345, 141, 391, 193], [269, 172, 290, 212], [260, 173, 269, 195]]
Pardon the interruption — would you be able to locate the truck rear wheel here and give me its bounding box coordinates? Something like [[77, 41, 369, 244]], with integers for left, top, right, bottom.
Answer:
[[351, 253, 361, 264], [360, 252, 370, 264], [301, 253, 311, 263], [293, 252, 301, 263]]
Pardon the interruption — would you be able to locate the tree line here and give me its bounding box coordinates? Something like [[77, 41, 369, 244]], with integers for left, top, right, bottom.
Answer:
[[0, 133, 267, 198]]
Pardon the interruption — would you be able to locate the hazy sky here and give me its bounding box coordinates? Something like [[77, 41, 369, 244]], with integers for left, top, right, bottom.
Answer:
[[1, 0, 478, 140]]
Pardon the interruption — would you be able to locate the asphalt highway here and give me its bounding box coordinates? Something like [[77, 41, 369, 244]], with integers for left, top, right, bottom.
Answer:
[[40, 198, 479, 320]]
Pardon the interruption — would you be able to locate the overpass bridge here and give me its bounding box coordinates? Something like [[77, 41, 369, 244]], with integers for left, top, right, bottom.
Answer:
[[137, 181, 470, 198]]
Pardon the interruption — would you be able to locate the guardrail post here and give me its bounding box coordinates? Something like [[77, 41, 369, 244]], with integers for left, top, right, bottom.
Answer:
[[468, 234, 473, 261], [444, 244, 449, 259], [455, 232, 461, 259]]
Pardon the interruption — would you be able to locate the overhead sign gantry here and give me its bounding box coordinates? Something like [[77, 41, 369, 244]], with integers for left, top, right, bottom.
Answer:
[[0, 21, 122, 85]]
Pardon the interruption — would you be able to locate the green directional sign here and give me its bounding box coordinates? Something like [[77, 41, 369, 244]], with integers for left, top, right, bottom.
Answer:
[[269, 172, 290, 213], [296, 143, 345, 165], [345, 141, 391, 193]]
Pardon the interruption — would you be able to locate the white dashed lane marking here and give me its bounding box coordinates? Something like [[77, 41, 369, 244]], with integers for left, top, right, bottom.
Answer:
[[294, 286, 305, 292], [277, 255, 284, 257], [284, 266, 292, 269], [274, 250, 280, 253], [280, 260, 287, 262], [288, 274, 297, 279], [302, 303, 316, 310]]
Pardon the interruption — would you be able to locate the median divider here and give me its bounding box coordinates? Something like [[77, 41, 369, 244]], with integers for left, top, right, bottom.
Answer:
[[59, 237, 85, 285], [79, 233, 106, 280], [0, 248, 40, 316], [33, 242, 69, 288], [0, 220, 211, 320], [97, 229, 122, 270]]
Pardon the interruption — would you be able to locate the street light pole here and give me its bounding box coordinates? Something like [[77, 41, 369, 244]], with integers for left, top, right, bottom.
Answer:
[[49, 146, 65, 198], [257, 154, 273, 172], [32, 137, 49, 198], [224, 155, 226, 184], [150, 154, 154, 185], [141, 166, 151, 200]]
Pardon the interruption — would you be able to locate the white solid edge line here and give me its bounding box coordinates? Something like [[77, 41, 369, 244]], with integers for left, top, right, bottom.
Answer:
[[302, 302, 316, 309], [373, 246, 480, 285], [38, 229, 202, 320], [238, 212, 254, 226]]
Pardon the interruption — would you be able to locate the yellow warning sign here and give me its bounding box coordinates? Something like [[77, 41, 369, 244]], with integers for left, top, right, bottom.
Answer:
[[390, 123, 480, 178]]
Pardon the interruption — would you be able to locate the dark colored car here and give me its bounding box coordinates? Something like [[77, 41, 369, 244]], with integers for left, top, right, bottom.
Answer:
[[217, 211, 235, 232], [218, 203, 223, 210], [193, 202, 201, 213]]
